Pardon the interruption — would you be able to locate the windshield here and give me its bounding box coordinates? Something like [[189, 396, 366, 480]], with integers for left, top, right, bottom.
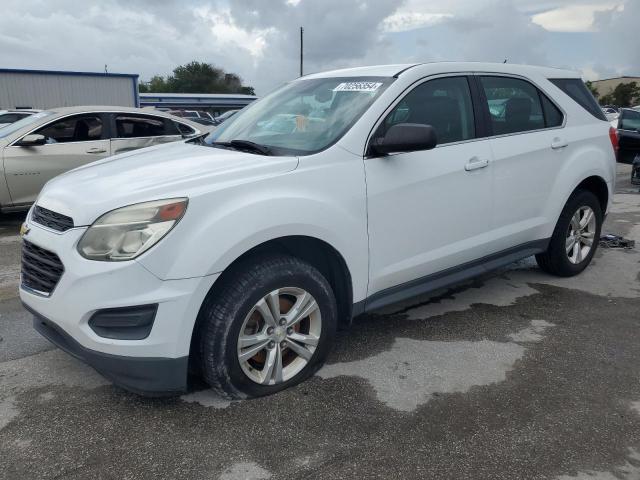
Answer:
[[205, 77, 394, 155], [0, 111, 53, 139]]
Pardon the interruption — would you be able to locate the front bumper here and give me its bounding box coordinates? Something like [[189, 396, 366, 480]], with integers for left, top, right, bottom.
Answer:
[[19, 219, 220, 394], [27, 303, 188, 395]]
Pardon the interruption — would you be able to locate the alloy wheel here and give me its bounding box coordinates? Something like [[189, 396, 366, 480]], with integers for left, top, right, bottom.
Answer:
[[237, 287, 321, 385], [566, 206, 596, 264]]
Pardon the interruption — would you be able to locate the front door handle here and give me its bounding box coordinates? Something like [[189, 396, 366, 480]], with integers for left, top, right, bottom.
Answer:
[[551, 137, 568, 149], [464, 157, 489, 171], [86, 148, 107, 154]]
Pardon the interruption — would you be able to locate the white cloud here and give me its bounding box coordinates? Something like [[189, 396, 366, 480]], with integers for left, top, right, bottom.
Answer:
[[532, 2, 623, 32], [0, 0, 636, 96], [382, 12, 453, 33], [195, 7, 276, 59]]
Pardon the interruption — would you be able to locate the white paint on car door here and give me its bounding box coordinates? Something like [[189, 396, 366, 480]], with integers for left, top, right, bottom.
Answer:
[[476, 75, 567, 254], [365, 76, 494, 295]]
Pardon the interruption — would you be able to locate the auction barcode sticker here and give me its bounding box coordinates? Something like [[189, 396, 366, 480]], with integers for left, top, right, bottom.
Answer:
[[333, 82, 383, 92]]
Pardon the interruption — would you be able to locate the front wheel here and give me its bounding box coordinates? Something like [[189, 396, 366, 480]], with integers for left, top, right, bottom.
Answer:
[[198, 254, 337, 399], [535, 190, 603, 277]]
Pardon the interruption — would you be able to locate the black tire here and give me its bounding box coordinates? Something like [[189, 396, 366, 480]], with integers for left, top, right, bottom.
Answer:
[[535, 189, 602, 277], [197, 254, 337, 399]]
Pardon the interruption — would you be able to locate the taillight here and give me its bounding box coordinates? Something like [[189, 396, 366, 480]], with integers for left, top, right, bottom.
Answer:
[[609, 126, 619, 160]]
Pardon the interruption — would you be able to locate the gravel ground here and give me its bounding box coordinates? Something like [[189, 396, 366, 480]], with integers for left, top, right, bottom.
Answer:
[[0, 164, 638, 480]]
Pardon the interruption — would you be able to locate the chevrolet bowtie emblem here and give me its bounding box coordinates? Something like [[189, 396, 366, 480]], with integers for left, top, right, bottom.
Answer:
[[19, 223, 30, 237]]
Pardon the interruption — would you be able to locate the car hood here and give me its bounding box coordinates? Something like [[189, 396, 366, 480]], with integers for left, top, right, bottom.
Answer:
[[35, 141, 299, 226]]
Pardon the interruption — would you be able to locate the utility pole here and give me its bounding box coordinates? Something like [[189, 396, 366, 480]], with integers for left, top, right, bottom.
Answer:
[[300, 27, 304, 77]]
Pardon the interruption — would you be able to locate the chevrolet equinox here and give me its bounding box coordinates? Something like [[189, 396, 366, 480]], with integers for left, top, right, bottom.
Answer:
[[20, 63, 617, 398]]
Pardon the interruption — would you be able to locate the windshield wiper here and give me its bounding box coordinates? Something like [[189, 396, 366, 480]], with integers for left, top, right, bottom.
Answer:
[[209, 139, 272, 156], [229, 139, 272, 156]]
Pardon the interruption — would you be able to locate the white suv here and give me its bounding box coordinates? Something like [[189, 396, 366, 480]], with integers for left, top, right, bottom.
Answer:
[[20, 63, 616, 398]]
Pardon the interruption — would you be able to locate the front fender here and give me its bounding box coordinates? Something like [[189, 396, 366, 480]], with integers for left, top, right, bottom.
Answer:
[[137, 153, 369, 302]]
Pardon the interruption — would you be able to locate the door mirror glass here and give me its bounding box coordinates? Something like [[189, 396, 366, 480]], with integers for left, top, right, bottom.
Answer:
[[371, 123, 437, 156], [15, 134, 46, 147]]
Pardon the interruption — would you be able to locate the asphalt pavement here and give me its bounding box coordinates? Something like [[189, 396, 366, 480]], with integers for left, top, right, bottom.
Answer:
[[1, 164, 639, 480]]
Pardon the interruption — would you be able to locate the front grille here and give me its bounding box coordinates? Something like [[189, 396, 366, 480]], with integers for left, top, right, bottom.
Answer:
[[21, 241, 65, 296], [31, 206, 74, 232]]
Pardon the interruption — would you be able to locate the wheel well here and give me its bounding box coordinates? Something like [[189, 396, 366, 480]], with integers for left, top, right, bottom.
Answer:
[[202, 235, 354, 329], [575, 176, 608, 214]]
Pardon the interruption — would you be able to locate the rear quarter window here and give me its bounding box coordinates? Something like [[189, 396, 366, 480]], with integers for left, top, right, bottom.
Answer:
[[549, 79, 607, 121]]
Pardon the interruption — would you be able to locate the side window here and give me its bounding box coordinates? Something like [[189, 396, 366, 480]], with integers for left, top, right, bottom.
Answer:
[[114, 114, 175, 138], [36, 115, 103, 143], [480, 76, 547, 135], [549, 79, 607, 121], [541, 94, 564, 128], [175, 122, 196, 135], [381, 76, 476, 144], [619, 110, 640, 131]]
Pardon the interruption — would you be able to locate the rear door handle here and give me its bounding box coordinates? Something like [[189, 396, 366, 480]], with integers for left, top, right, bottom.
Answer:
[[464, 157, 489, 171], [86, 148, 107, 154], [551, 138, 568, 150]]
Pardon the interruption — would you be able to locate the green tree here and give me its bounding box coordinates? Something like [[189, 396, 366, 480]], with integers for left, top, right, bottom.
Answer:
[[138, 75, 168, 93], [585, 80, 599, 99], [139, 62, 255, 95], [599, 82, 640, 107]]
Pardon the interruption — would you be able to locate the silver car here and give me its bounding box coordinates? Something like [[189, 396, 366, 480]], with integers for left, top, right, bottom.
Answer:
[[0, 109, 41, 129], [0, 106, 208, 212]]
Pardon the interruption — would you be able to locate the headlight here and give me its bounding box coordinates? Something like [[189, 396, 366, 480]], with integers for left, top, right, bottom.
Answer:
[[77, 198, 188, 261]]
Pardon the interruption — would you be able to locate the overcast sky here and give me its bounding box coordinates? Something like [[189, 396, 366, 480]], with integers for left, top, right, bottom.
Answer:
[[0, 0, 637, 95]]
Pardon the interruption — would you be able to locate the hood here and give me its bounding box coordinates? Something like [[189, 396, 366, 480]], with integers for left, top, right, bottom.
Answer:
[[36, 141, 298, 226]]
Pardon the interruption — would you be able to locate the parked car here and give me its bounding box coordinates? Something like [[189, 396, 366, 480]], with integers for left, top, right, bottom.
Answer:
[[168, 110, 214, 121], [602, 107, 619, 123], [213, 109, 239, 125], [0, 106, 209, 211], [21, 63, 615, 398], [616, 108, 640, 163], [188, 117, 217, 127], [0, 109, 40, 128]]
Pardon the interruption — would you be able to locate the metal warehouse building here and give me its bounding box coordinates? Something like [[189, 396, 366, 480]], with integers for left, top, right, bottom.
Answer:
[[139, 93, 257, 115], [0, 68, 139, 109]]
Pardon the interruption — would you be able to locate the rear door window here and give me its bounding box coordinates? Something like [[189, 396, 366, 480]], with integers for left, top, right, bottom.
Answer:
[[541, 94, 564, 128], [35, 115, 104, 143], [549, 78, 607, 121], [114, 114, 179, 138], [480, 76, 551, 135]]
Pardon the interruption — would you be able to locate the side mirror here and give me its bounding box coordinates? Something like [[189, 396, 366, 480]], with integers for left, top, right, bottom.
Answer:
[[370, 123, 437, 156], [15, 134, 46, 147]]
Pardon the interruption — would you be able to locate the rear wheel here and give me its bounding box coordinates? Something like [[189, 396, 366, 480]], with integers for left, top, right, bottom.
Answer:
[[198, 254, 337, 399], [536, 190, 602, 277]]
